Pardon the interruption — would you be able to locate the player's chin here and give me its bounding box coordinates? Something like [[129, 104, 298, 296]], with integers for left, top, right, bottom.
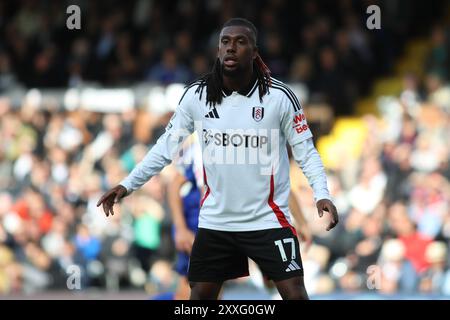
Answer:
[[222, 65, 241, 77]]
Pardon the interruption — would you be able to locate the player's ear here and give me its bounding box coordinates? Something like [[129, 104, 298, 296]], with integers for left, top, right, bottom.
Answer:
[[252, 46, 258, 60]]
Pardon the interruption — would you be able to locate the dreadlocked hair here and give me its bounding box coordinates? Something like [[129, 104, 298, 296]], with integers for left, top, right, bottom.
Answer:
[[193, 54, 271, 107], [192, 18, 272, 107]]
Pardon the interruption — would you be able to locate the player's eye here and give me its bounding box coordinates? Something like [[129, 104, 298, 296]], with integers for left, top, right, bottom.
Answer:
[[221, 38, 229, 45]]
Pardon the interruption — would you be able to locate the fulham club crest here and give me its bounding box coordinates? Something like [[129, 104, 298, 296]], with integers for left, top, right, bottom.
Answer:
[[252, 106, 264, 122]]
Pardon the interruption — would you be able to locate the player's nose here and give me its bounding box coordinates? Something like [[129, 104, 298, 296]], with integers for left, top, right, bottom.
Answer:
[[226, 43, 236, 53]]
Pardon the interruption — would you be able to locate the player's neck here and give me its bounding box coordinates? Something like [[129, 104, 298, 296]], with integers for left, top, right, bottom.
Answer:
[[222, 69, 254, 92]]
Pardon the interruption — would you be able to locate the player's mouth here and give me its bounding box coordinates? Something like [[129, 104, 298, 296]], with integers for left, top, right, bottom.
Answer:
[[223, 56, 238, 67]]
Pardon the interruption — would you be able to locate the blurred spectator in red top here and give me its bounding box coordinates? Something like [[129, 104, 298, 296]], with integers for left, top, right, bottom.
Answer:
[[388, 202, 432, 274], [11, 187, 53, 236]]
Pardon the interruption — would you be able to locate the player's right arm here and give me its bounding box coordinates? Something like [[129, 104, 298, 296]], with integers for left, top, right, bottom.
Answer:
[[97, 87, 196, 217]]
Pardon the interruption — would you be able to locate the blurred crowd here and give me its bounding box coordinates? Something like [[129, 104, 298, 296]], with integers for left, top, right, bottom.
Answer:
[[0, 100, 181, 293], [291, 34, 450, 295], [0, 0, 446, 115], [0, 0, 450, 297]]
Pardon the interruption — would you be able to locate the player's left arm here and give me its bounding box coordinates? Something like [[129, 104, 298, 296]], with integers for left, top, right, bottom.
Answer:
[[291, 139, 338, 231], [279, 90, 339, 231]]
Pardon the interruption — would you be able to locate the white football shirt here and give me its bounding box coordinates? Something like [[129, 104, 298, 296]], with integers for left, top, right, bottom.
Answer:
[[120, 77, 331, 232]]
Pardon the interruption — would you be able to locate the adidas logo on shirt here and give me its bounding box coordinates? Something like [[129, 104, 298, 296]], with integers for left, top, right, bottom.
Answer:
[[285, 260, 302, 272], [205, 107, 220, 119]]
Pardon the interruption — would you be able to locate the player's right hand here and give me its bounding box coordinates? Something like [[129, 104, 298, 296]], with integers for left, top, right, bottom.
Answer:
[[96, 185, 127, 217]]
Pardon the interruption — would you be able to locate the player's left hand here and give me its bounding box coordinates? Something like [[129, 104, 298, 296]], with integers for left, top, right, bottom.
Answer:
[[316, 199, 339, 231]]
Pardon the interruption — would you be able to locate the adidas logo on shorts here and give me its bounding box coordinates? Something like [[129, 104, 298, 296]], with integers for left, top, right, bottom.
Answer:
[[285, 260, 301, 272]]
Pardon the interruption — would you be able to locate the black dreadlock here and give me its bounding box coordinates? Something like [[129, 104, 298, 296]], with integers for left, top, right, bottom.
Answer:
[[192, 18, 271, 107]]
